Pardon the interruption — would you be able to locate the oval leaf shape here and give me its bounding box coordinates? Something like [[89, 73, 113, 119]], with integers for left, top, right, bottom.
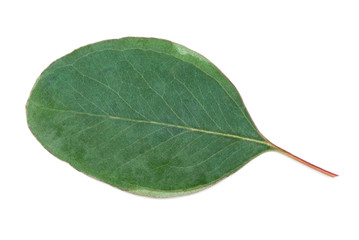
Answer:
[[26, 37, 337, 197]]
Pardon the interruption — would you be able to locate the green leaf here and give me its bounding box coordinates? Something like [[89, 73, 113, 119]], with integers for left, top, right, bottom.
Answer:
[[26, 37, 337, 197]]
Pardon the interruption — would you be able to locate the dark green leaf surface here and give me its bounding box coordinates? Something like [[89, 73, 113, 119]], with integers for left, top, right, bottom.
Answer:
[[27, 38, 335, 197]]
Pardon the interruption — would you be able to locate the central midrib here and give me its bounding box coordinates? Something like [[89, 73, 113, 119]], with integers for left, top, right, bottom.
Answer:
[[33, 104, 271, 146]]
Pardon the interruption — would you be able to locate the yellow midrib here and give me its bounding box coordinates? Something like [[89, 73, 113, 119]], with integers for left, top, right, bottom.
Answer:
[[33, 104, 271, 146]]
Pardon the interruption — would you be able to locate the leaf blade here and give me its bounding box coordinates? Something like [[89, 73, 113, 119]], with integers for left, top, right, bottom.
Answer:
[[27, 37, 273, 197]]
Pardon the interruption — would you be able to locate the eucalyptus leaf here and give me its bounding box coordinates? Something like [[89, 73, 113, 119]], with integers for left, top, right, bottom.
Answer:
[[26, 37, 337, 197]]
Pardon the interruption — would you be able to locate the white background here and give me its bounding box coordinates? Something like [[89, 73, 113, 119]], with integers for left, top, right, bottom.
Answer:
[[1, 1, 358, 239]]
